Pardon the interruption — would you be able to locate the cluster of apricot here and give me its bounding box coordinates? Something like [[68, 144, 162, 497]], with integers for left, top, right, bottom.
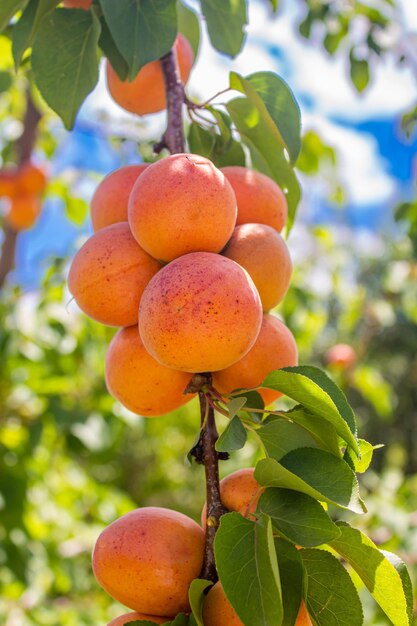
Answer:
[[93, 468, 312, 625], [0, 161, 46, 231]]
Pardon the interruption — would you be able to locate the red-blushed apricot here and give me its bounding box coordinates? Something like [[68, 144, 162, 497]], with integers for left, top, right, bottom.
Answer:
[[105, 325, 193, 417], [16, 162, 47, 195], [90, 164, 149, 232], [108, 612, 172, 626], [325, 343, 357, 370], [212, 314, 298, 406], [0, 169, 19, 197], [201, 468, 261, 526], [5, 195, 42, 231], [106, 34, 193, 116], [222, 223, 292, 311], [92, 507, 205, 616], [139, 252, 262, 373], [202, 582, 242, 626], [296, 601, 314, 625], [68, 223, 161, 327], [221, 166, 288, 232], [63, 0, 92, 8], [129, 154, 237, 262]]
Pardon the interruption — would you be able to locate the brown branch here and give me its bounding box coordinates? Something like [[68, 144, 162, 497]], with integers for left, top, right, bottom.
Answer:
[[159, 48, 226, 583], [0, 91, 41, 289]]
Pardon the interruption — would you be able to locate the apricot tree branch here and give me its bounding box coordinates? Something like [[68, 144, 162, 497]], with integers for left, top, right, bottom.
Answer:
[[0, 92, 41, 289], [155, 50, 185, 154]]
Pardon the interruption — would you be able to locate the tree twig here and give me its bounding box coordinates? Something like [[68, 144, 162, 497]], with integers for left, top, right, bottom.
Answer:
[[155, 50, 185, 155], [0, 91, 41, 289]]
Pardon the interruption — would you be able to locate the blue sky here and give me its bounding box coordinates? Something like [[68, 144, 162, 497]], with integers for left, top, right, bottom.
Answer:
[[12, 0, 417, 288]]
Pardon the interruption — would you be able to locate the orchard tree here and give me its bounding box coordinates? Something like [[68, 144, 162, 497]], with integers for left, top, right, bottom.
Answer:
[[0, 2, 415, 626]]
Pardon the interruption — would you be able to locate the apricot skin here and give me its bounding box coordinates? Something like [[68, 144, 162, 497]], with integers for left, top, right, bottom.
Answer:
[[106, 34, 193, 116], [325, 343, 356, 370], [5, 196, 41, 231], [139, 252, 263, 373], [16, 162, 47, 195], [91, 164, 149, 232], [203, 583, 312, 626], [105, 325, 193, 417], [0, 170, 19, 197], [108, 612, 171, 626], [202, 468, 261, 525], [92, 507, 205, 617], [222, 223, 292, 311], [212, 314, 298, 406], [221, 166, 288, 232], [129, 154, 237, 262], [68, 222, 161, 327], [63, 0, 92, 8]]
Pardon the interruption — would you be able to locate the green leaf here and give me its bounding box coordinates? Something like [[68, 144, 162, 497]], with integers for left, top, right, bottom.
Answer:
[[262, 366, 359, 455], [227, 96, 301, 231], [12, 0, 60, 69], [199, 0, 247, 57], [0, 70, 13, 93], [254, 449, 364, 514], [98, 14, 128, 81], [215, 415, 247, 452], [349, 49, 370, 92], [177, 0, 200, 59], [230, 71, 301, 163], [258, 488, 341, 547], [99, 0, 177, 80], [281, 406, 341, 457], [31, 9, 100, 129], [188, 122, 215, 158], [301, 549, 363, 625], [344, 438, 382, 473], [274, 539, 304, 626], [228, 389, 264, 423], [212, 137, 246, 168], [381, 551, 414, 625], [215, 513, 283, 626], [0, 0, 27, 33], [257, 414, 318, 461], [188, 579, 212, 626], [225, 397, 247, 419], [330, 523, 411, 626]]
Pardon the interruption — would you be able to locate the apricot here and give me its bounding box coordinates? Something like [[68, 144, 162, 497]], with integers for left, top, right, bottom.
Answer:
[[212, 314, 298, 405], [128, 154, 237, 262], [203, 583, 312, 626], [108, 612, 171, 626], [63, 0, 92, 8], [68, 222, 161, 327], [5, 195, 41, 231], [222, 223, 292, 311], [90, 164, 149, 232], [106, 34, 193, 116], [105, 325, 193, 417], [92, 507, 205, 616], [202, 468, 261, 525], [16, 162, 47, 195], [0, 169, 19, 197], [325, 343, 356, 370], [221, 166, 288, 232], [203, 582, 243, 626], [139, 252, 262, 373]]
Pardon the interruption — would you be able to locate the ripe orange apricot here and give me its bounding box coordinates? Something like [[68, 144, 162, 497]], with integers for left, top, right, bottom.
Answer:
[[105, 325, 193, 417], [203, 582, 242, 626], [108, 612, 172, 626], [63, 0, 92, 8], [222, 223, 292, 311], [221, 166, 288, 232], [0, 169, 19, 197], [129, 154, 237, 262], [296, 601, 314, 625], [106, 34, 193, 116], [16, 162, 47, 195], [202, 468, 261, 525], [325, 343, 357, 370], [5, 195, 41, 231], [92, 507, 205, 616], [68, 222, 161, 327], [139, 252, 262, 373], [90, 164, 149, 232], [212, 314, 298, 405]]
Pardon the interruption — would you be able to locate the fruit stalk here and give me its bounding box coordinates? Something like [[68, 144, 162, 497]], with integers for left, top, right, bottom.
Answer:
[[155, 49, 186, 154], [0, 91, 41, 288], [158, 48, 224, 582]]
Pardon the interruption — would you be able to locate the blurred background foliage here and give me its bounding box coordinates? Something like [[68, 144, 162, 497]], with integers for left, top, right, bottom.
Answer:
[[0, 1, 417, 625]]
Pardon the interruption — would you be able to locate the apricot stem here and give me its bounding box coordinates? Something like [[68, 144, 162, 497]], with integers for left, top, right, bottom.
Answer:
[[156, 49, 186, 154], [0, 91, 41, 288]]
